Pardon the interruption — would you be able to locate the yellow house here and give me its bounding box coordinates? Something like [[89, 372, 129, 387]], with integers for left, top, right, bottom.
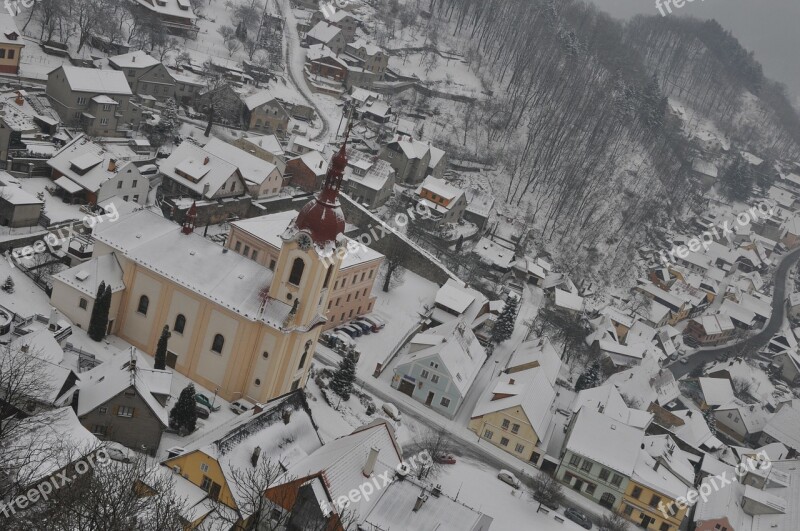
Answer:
[[468, 338, 561, 468], [0, 15, 24, 75], [161, 390, 324, 524]]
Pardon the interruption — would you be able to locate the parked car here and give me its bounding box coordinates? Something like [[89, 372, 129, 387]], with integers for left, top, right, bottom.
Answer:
[[564, 508, 592, 529], [230, 400, 252, 415], [434, 454, 456, 465], [332, 331, 356, 348], [679, 358, 689, 365], [195, 393, 220, 412], [362, 315, 386, 329], [195, 404, 210, 419], [382, 402, 401, 422], [497, 469, 521, 489], [355, 319, 380, 333], [138, 164, 159, 179], [104, 442, 133, 463], [349, 321, 372, 335], [338, 325, 362, 338]]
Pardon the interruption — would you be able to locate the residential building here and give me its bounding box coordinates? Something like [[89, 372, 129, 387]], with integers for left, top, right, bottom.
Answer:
[[698, 377, 736, 410], [309, 8, 358, 42], [305, 44, 348, 93], [344, 39, 388, 78], [170, 69, 205, 106], [343, 147, 395, 208], [162, 390, 323, 524], [689, 158, 718, 191], [391, 320, 486, 419], [52, 138, 354, 404], [133, 0, 199, 36], [287, 134, 324, 156], [464, 187, 495, 230], [0, 90, 60, 163], [46, 66, 140, 137], [225, 210, 383, 329], [242, 90, 291, 136], [0, 179, 43, 227], [684, 314, 735, 346], [51, 253, 125, 332], [430, 279, 490, 329], [412, 175, 467, 225], [202, 138, 282, 198], [108, 50, 176, 102], [759, 400, 800, 456], [158, 140, 248, 200], [75, 347, 171, 454], [0, 14, 24, 74], [714, 400, 770, 444], [232, 134, 286, 176], [47, 135, 149, 205], [286, 150, 327, 192], [380, 135, 447, 185], [305, 21, 347, 55], [772, 349, 800, 385]]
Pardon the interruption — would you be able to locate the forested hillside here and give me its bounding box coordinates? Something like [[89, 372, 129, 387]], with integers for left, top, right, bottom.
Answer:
[[419, 0, 800, 283]]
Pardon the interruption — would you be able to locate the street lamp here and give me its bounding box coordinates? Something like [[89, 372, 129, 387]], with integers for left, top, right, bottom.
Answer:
[[211, 386, 220, 409]]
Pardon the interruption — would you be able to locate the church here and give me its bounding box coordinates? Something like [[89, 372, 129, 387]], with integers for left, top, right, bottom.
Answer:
[[51, 137, 353, 404]]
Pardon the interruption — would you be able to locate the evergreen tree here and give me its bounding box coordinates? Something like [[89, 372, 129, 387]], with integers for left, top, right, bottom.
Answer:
[[154, 325, 171, 370], [491, 295, 519, 345], [170, 384, 197, 434], [721, 154, 754, 202], [330, 353, 357, 401], [148, 98, 180, 147], [2, 275, 13, 293], [704, 408, 717, 436], [455, 235, 464, 252], [575, 357, 601, 391], [88, 281, 107, 341]]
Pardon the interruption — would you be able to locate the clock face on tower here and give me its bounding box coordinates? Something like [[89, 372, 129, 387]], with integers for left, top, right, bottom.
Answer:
[[297, 233, 313, 251]]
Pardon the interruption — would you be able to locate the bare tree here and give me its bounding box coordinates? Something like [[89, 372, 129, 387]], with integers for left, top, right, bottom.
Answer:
[[152, 37, 180, 63], [599, 513, 630, 531], [378, 243, 406, 292], [731, 376, 753, 400], [535, 305, 589, 363], [411, 428, 454, 480], [529, 473, 565, 508]]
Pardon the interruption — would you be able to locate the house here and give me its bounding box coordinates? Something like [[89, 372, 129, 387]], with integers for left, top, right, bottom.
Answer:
[[158, 140, 249, 200], [469, 338, 561, 467], [305, 21, 347, 55], [47, 135, 149, 205], [287, 134, 325, 156], [170, 69, 205, 106], [698, 377, 736, 410], [554, 288, 585, 314], [0, 90, 59, 163], [759, 400, 800, 456], [242, 89, 291, 136], [285, 150, 328, 192], [605, 355, 680, 409], [412, 175, 467, 225], [75, 347, 171, 454], [46, 66, 139, 137], [226, 210, 383, 329], [689, 158, 718, 191], [343, 147, 396, 208], [464, 187, 495, 230], [430, 278, 490, 330], [344, 39, 388, 79], [305, 43, 348, 91], [0, 179, 43, 227], [788, 292, 800, 320], [51, 253, 125, 331], [684, 314, 735, 346], [309, 7, 358, 42], [133, 0, 198, 36], [108, 50, 176, 102], [380, 135, 447, 185], [0, 14, 24, 74], [391, 320, 486, 419], [202, 138, 283, 198], [232, 134, 286, 175], [713, 400, 770, 444], [772, 350, 800, 385], [162, 390, 323, 524]]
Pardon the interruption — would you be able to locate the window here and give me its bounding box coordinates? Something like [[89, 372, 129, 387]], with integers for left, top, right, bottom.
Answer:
[[484, 430, 493, 440], [500, 437, 509, 447], [211, 334, 224, 353], [77, 96, 87, 105], [137, 295, 149, 315], [103, 104, 112, 111], [100, 118, 109, 126], [431, 374, 439, 384], [132, 180, 138, 188], [599, 468, 610, 481], [291, 379, 300, 391], [200, 463, 209, 473], [7, 50, 13, 59], [440, 397, 450, 407], [98, 407, 107, 414], [174, 314, 186, 334], [511, 423, 520, 434], [243, 245, 250, 255], [649, 494, 662, 508], [569, 455, 581, 467], [79, 297, 88, 310], [200, 476, 212, 491], [581, 461, 593, 473], [323, 266, 333, 288], [117, 406, 134, 417], [255, 378, 261, 386], [235, 241, 241, 252], [133, 195, 139, 202], [252, 250, 258, 260], [623, 505, 634, 516], [659, 524, 670, 531], [515, 443, 525, 453], [92, 425, 107, 436], [585, 484, 596, 495], [298, 352, 307, 370], [369, 270, 373, 278], [123, 195, 129, 201], [631, 486, 642, 499], [501, 419, 510, 430], [117, 181, 123, 189], [611, 474, 623, 487], [734, 417, 739, 423], [599, 492, 616, 509], [421, 369, 429, 379], [289, 257, 305, 285]]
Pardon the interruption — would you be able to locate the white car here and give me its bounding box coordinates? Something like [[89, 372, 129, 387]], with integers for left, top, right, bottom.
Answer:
[[497, 469, 521, 489], [103, 442, 133, 463], [382, 402, 401, 422], [230, 400, 252, 415]]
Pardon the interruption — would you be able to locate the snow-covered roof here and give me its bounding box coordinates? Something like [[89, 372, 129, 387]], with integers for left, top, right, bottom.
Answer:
[[566, 408, 644, 476], [699, 377, 736, 407], [434, 280, 476, 314], [631, 447, 689, 500], [719, 299, 757, 326], [669, 410, 724, 451], [135, 0, 197, 21], [291, 150, 328, 177], [77, 347, 171, 426], [159, 140, 242, 198], [47, 135, 136, 194], [762, 401, 800, 452], [416, 175, 462, 202], [343, 147, 394, 192], [570, 384, 652, 429], [203, 138, 278, 187], [507, 337, 561, 385], [240, 134, 284, 158], [605, 355, 679, 407], [691, 159, 718, 178], [307, 21, 343, 44], [108, 50, 160, 69], [54, 66, 132, 95], [716, 399, 771, 434], [0, 183, 42, 205], [53, 253, 125, 298], [473, 236, 515, 270], [554, 288, 584, 312], [693, 314, 735, 335], [0, 14, 23, 46]]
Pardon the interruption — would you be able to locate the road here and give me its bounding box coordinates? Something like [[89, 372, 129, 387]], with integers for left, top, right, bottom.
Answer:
[[275, 0, 333, 142], [668, 246, 800, 379]]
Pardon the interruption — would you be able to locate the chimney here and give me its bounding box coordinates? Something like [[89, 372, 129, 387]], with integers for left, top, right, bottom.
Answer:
[[363, 447, 379, 477], [132, 55, 136, 63], [251, 446, 261, 467], [108, 158, 117, 172], [204, 156, 210, 165], [48, 307, 59, 331], [598, 404, 605, 414], [20, 343, 29, 353], [508, 378, 515, 385], [431, 484, 442, 498], [653, 460, 661, 472], [15, 91, 23, 106], [282, 409, 291, 425], [413, 492, 428, 512]]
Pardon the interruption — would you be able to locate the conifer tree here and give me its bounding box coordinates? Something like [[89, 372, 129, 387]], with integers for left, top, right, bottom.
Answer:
[[2, 275, 13, 293], [704, 408, 717, 436], [330, 353, 357, 401], [88, 281, 107, 341], [154, 325, 171, 370], [170, 384, 197, 434], [575, 357, 601, 391], [491, 295, 519, 345]]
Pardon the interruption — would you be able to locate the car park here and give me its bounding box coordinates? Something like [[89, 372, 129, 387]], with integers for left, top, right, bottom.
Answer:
[[564, 508, 592, 529], [497, 469, 521, 489], [230, 400, 252, 415]]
